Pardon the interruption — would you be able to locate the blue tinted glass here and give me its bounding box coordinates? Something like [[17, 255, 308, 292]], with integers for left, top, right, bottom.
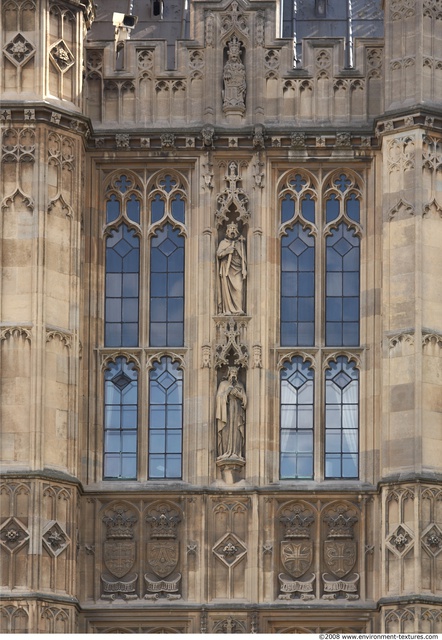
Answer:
[[159, 175, 177, 193], [106, 195, 120, 223], [280, 356, 314, 479], [171, 195, 185, 223], [326, 195, 340, 223], [301, 194, 315, 223], [281, 194, 295, 223], [103, 358, 138, 479], [105, 225, 139, 347], [126, 194, 140, 223], [116, 175, 131, 193], [281, 224, 315, 346], [335, 174, 351, 192], [325, 357, 359, 479], [148, 357, 182, 479], [150, 224, 184, 347], [151, 194, 165, 223], [288, 174, 306, 192], [346, 193, 360, 222], [325, 224, 359, 347]]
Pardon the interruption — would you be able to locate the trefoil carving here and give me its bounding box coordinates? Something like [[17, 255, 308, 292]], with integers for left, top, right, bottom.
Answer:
[[213, 617, 247, 634], [215, 161, 250, 228], [214, 319, 248, 369]]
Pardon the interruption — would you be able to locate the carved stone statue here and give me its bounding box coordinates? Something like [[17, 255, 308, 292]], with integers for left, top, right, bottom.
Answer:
[[216, 366, 246, 460], [222, 36, 246, 113], [217, 222, 247, 315]]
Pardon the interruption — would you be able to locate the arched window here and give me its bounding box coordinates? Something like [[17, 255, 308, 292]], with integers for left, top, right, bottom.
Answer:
[[325, 356, 359, 479], [150, 224, 185, 347], [279, 172, 316, 347], [105, 224, 139, 347], [101, 171, 187, 482], [103, 357, 138, 479], [148, 357, 183, 479], [278, 170, 362, 481], [280, 356, 314, 479]]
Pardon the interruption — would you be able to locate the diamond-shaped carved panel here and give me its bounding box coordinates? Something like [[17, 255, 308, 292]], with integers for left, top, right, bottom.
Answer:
[[49, 40, 74, 72], [212, 533, 247, 567], [4, 33, 35, 66], [386, 525, 414, 557], [422, 524, 442, 557], [0, 517, 29, 553], [42, 521, 69, 557]]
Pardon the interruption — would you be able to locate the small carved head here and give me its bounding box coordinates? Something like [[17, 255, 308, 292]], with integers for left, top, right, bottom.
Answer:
[[226, 222, 239, 239]]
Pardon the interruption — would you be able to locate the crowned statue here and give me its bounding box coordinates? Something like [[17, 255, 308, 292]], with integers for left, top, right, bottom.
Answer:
[[222, 36, 246, 113]]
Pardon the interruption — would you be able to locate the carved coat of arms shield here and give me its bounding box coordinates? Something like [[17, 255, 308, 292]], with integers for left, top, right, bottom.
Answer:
[[104, 539, 135, 578], [147, 540, 179, 578], [281, 540, 313, 579], [324, 539, 356, 578]]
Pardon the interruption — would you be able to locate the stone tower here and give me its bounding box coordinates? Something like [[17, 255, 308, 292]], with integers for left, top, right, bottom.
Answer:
[[1, 0, 441, 633]]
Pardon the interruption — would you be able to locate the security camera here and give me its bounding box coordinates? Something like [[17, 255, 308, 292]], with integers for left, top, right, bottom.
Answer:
[[112, 12, 138, 29]]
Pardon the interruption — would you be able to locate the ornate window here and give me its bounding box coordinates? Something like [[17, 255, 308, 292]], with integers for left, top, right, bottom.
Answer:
[[102, 171, 187, 480], [278, 169, 362, 481]]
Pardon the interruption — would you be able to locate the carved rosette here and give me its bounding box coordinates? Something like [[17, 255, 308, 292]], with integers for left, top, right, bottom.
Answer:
[[101, 505, 138, 600], [277, 503, 316, 600], [144, 503, 182, 600], [322, 503, 360, 600]]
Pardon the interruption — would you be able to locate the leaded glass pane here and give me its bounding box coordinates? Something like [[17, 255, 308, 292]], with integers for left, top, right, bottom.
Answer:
[[280, 356, 314, 479], [325, 356, 359, 479], [103, 357, 138, 479], [105, 224, 139, 347], [281, 223, 315, 346], [150, 224, 184, 347], [325, 224, 359, 346], [148, 357, 183, 479]]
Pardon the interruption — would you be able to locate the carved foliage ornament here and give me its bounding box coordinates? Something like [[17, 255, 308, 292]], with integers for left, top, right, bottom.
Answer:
[[213, 617, 247, 634], [215, 319, 248, 369], [4, 33, 35, 65], [42, 521, 69, 557], [0, 517, 29, 553], [49, 40, 74, 72]]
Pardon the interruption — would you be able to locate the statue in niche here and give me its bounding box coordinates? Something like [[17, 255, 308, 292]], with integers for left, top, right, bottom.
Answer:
[[222, 36, 246, 112], [217, 222, 247, 315], [216, 366, 246, 460]]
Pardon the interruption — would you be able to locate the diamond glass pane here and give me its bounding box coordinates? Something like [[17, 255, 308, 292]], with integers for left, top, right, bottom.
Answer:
[[325, 356, 359, 479], [281, 223, 315, 346], [150, 223, 184, 347], [104, 357, 138, 479], [105, 224, 139, 347], [280, 356, 314, 479], [149, 357, 183, 479]]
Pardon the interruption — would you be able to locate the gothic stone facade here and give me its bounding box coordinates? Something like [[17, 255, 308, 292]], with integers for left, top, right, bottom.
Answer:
[[1, 0, 441, 634]]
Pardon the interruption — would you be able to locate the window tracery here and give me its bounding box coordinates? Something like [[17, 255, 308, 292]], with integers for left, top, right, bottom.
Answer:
[[278, 169, 362, 480]]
